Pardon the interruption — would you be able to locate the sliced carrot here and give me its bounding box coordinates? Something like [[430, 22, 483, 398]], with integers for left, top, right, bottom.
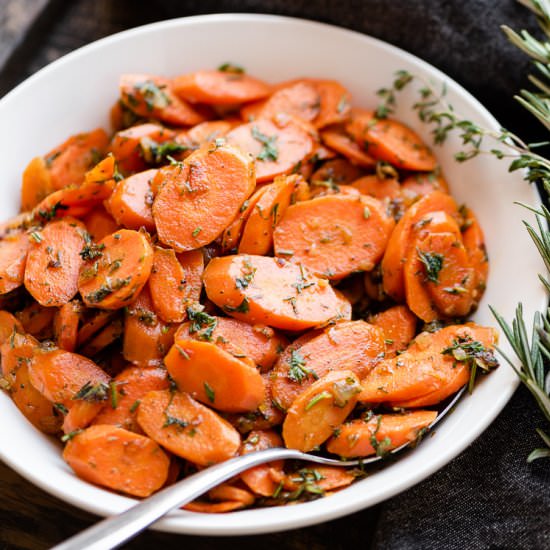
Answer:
[[15, 302, 55, 339], [148, 247, 204, 323], [270, 320, 385, 411], [78, 229, 153, 309], [152, 143, 255, 251], [122, 285, 175, 367], [241, 81, 320, 123], [0, 310, 23, 347], [79, 318, 123, 357], [77, 310, 117, 347], [1, 331, 36, 384], [309, 80, 351, 129], [461, 205, 489, 302], [108, 123, 176, 174], [238, 175, 300, 255], [173, 69, 270, 105], [53, 300, 82, 352], [0, 213, 33, 240], [401, 171, 449, 207], [93, 366, 169, 432], [164, 339, 265, 412], [282, 370, 362, 452], [240, 430, 285, 497], [381, 191, 459, 302], [43, 128, 109, 191], [186, 120, 234, 145], [283, 465, 355, 492], [326, 411, 437, 458], [120, 74, 205, 127], [320, 128, 376, 168], [346, 109, 437, 171], [184, 482, 255, 513], [414, 232, 476, 319], [0, 231, 31, 294], [105, 168, 156, 231], [358, 324, 497, 404], [175, 315, 288, 372], [310, 158, 364, 187], [137, 389, 241, 466], [220, 186, 270, 253], [83, 206, 119, 242], [369, 305, 417, 357], [21, 156, 53, 211], [225, 118, 314, 183], [32, 155, 117, 222], [24, 218, 87, 307], [203, 254, 345, 331], [273, 194, 394, 279], [63, 425, 170, 497], [351, 175, 401, 201]]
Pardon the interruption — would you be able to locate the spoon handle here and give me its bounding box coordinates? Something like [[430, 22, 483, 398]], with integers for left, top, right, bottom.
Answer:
[[52, 447, 300, 550]]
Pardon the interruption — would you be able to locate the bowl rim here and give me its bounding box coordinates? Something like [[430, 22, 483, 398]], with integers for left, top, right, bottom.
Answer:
[[0, 12, 544, 536]]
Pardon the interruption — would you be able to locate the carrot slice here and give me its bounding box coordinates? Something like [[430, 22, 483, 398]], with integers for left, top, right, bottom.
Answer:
[[79, 318, 123, 357], [320, 128, 376, 168], [351, 175, 401, 201], [225, 118, 314, 183], [461, 205, 489, 303], [270, 320, 385, 410], [109, 123, 176, 174], [120, 74, 205, 127], [358, 324, 498, 404], [43, 128, 109, 191], [282, 370, 362, 452], [32, 155, 117, 222], [63, 425, 170, 497], [0, 231, 31, 295], [273, 194, 394, 279], [238, 175, 300, 255], [82, 206, 119, 242], [152, 143, 255, 251], [185, 120, 234, 145], [381, 191, 459, 302], [203, 254, 345, 331], [164, 339, 265, 412], [137, 389, 241, 465], [326, 411, 437, 457], [401, 171, 449, 207], [175, 315, 288, 372], [105, 169, 157, 231], [148, 247, 204, 323], [122, 285, 175, 367], [77, 310, 117, 347], [185, 482, 255, 513], [93, 366, 169, 432], [346, 110, 437, 171], [369, 305, 417, 357], [241, 81, 320, 123], [21, 156, 53, 212], [78, 229, 153, 309], [240, 430, 285, 497], [24, 218, 86, 307], [282, 465, 355, 493], [0, 310, 23, 347], [15, 302, 55, 339], [309, 80, 352, 129], [173, 69, 271, 105], [310, 158, 364, 187], [220, 185, 270, 253], [415, 232, 476, 319], [54, 300, 82, 352]]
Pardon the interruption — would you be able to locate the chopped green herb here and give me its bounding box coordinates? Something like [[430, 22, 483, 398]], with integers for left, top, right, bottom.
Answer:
[[135, 80, 171, 111], [61, 429, 83, 442], [80, 242, 105, 261], [163, 414, 188, 429], [363, 206, 371, 219], [176, 345, 191, 360], [37, 201, 69, 221], [29, 231, 43, 243], [251, 126, 278, 162], [218, 62, 245, 74], [305, 390, 332, 411], [53, 402, 68, 415], [192, 227, 202, 237], [110, 381, 119, 409], [204, 381, 215, 403], [73, 381, 109, 402], [287, 350, 318, 384], [224, 298, 250, 314], [129, 399, 141, 413], [277, 249, 295, 256], [187, 307, 218, 341], [417, 249, 444, 284]]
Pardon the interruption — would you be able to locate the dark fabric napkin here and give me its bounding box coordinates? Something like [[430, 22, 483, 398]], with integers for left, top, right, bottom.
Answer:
[[157, 1, 550, 547]]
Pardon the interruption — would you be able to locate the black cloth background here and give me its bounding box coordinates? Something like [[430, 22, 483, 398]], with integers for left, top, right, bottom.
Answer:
[[156, 2, 550, 548]]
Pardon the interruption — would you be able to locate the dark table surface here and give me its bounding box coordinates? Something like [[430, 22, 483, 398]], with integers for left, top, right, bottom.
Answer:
[[1, 1, 550, 549]]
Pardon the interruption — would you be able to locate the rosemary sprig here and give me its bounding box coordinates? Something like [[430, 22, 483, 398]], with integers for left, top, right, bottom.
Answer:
[[377, 0, 550, 460]]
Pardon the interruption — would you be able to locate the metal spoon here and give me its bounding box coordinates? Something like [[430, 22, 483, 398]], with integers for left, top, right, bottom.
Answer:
[[52, 388, 464, 550]]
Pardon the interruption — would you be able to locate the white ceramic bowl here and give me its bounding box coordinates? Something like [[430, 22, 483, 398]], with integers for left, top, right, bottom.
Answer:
[[0, 13, 545, 535]]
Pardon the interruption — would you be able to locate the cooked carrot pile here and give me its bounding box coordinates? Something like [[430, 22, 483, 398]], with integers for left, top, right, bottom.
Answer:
[[0, 65, 498, 510]]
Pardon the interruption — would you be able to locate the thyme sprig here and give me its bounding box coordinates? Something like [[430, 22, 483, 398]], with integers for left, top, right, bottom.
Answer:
[[378, 0, 550, 460]]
